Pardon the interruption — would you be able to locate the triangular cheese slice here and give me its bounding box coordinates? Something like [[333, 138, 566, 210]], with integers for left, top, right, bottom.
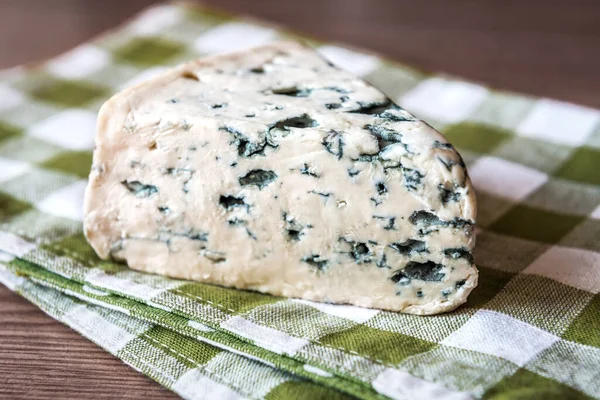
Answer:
[[84, 42, 477, 315]]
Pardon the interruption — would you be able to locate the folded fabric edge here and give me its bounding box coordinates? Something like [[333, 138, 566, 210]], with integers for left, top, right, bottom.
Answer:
[[0, 254, 384, 400], [0, 265, 267, 400], [0, 230, 412, 394]]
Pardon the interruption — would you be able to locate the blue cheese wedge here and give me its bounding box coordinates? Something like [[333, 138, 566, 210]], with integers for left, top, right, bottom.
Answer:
[[84, 42, 477, 315]]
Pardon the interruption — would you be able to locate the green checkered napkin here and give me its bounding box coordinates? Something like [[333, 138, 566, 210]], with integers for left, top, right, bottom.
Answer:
[[1, 3, 599, 399]]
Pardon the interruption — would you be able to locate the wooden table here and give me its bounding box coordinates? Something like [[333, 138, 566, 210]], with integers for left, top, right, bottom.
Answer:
[[1, 0, 599, 397]]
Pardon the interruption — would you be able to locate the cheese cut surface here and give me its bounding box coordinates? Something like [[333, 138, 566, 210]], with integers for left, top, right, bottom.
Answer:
[[84, 42, 477, 315]]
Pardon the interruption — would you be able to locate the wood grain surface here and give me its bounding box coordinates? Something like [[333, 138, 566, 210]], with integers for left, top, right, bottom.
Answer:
[[0, 0, 599, 398], [0, 285, 177, 399]]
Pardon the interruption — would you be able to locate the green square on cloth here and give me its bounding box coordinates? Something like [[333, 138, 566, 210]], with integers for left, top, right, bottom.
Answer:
[[1, 3, 599, 400]]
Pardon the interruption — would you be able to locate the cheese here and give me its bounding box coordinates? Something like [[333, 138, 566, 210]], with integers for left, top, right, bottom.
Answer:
[[83, 42, 477, 315]]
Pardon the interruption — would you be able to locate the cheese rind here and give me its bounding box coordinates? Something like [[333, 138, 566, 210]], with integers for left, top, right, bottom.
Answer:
[[84, 42, 477, 315]]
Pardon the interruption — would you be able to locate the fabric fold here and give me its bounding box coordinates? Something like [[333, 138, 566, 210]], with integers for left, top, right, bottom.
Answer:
[[1, 254, 381, 399], [0, 258, 356, 400]]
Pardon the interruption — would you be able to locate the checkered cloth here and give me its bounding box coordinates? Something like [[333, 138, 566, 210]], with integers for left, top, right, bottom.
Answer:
[[1, 3, 599, 399]]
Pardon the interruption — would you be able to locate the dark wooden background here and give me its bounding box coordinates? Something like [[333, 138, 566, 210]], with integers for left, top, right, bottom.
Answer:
[[2, 0, 600, 108], [1, 0, 599, 398]]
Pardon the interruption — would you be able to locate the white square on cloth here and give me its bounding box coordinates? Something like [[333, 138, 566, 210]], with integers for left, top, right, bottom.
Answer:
[[293, 298, 380, 323], [441, 310, 559, 367], [0, 264, 27, 291], [516, 99, 600, 146], [524, 246, 600, 293], [400, 77, 488, 123], [63, 305, 147, 353], [0, 84, 25, 112], [27, 109, 97, 150], [36, 179, 88, 221], [195, 23, 277, 55], [172, 369, 245, 400], [204, 352, 286, 398], [128, 5, 184, 36], [468, 156, 548, 202], [0, 231, 36, 258], [221, 316, 309, 356], [0, 157, 31, 184], [591, 203, 600, 219], [372, 368, 472, 400], [46, 45, 110, 80], [317, 45, 381, 76]]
